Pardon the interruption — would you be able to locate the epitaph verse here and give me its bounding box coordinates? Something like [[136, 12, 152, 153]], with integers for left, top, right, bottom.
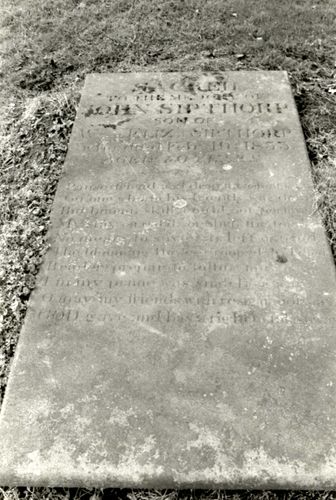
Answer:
[[0, 72, 336, 488]]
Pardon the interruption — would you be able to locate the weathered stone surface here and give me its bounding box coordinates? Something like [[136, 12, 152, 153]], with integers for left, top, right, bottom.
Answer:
[[0, 71, 335, 488]]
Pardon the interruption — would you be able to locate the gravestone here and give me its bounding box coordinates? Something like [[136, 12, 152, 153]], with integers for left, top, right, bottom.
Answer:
[[0, 71, 335, 488]]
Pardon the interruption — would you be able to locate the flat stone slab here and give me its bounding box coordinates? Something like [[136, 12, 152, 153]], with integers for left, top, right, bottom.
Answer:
[[0, 71, 336, 488]]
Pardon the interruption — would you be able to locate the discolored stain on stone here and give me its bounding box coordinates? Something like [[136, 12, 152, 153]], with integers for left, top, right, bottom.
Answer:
[[0, 72, 335, 488], [276, 253, 288, 263]]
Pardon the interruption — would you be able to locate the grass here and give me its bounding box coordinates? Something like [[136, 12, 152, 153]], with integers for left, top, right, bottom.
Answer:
[[0, 93, 77, 403], [0, 0, 336, 498], [0, 490, 335, 500]]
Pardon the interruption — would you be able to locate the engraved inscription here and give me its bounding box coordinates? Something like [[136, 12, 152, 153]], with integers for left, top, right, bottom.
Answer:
[[35, 72, 325, 334]]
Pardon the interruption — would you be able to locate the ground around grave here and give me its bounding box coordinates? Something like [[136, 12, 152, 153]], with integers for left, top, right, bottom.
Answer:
[[0, 0, 336, 499]]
